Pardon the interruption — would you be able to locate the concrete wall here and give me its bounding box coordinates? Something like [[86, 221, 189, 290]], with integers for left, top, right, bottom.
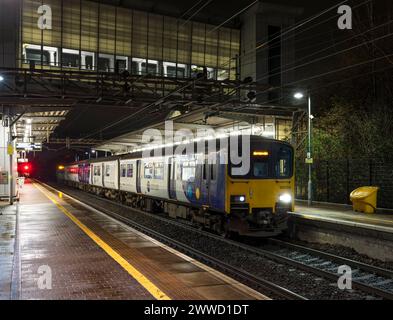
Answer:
[[240, 2, 303, 102], [0, 0, 21, 68], [0, 124, 17, 198]]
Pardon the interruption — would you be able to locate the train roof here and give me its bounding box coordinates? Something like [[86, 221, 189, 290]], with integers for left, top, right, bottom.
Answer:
[[63, 135, 292, 166]]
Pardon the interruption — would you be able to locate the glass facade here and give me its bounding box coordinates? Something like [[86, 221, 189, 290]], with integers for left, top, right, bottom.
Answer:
[[21, 0, 240, 79]]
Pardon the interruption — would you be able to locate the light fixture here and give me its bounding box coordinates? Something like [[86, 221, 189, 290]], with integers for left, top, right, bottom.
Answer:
[[253, 151, 269, 156], [279, 193, 292, 204], [231, 195, 246, 203], [294, 92, 304, 100], [0, 75, 4, 82]]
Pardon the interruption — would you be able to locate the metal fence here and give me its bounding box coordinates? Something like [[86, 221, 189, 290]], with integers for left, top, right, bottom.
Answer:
[[295, 158, 393, 209]]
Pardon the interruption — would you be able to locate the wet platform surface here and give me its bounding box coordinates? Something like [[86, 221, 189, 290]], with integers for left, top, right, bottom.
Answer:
[[0, 204, 17, 299], [0, 180, 267, 300], [293, 202, 393, 233]]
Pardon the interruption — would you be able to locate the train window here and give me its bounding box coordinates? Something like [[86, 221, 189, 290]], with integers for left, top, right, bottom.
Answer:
[[275, 146, 292, 178], [210, 164, 217, 181], [127, 164, 133, 178], [182, 161, 196, 182], [203, 163, 207, 180], [94, 166, 101, 176], [154, 163, 164, 180], [144, 163, 153, 179], [105, 165, 111, 177], [253, 160, 269, 178], [120, 164, 127, 177]]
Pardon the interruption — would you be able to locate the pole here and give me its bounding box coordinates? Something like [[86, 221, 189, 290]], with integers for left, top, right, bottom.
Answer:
[[8, 117, 14, 205], [307, 94, 312, 206]]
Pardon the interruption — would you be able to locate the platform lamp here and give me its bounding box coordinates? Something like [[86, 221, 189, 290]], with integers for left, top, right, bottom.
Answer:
[[0, 75, 4, 81], [294, 91, 313, 206]]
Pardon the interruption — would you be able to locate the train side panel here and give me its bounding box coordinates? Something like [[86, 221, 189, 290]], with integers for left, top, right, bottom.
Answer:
[[65, 164, 79, 182], [140, 157, 169, 199], [91, 162, 104, 187], [119, 159, 137, 193], [103, 160, 119, 190]]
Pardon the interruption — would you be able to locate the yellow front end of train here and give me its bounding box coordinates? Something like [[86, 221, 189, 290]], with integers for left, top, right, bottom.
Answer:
[[225, 140, 295, 236]]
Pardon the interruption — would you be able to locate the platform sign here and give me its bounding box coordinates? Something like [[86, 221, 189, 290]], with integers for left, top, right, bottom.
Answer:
[[305, 158, 313, 164], [0, 171, 9, 185], [16, 142, 42, 151]]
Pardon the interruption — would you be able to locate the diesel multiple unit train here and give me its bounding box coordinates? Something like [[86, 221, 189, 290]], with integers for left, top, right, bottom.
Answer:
[[58, 136, 295, 237]]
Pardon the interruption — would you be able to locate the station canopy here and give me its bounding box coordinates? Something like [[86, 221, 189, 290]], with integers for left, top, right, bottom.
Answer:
[[15, 110, 69, 147], [93, 105, 297, 155]]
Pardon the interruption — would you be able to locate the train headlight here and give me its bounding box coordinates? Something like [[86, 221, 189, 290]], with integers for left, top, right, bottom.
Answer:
[[231, 195, 246, 203], [279, 193, 292, 204]]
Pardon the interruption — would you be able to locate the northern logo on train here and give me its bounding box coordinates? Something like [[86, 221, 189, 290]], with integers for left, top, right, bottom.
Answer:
[[195, 187, 201, 200]]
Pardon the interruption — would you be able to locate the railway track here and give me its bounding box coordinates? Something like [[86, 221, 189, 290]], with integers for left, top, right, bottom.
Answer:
[[41, 181, 305, 300], [263, 238, 393, 300], [43, 181, 393, 300]]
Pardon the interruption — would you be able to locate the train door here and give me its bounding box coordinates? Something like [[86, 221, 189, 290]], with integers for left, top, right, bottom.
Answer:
[[136, 160, 141, 193], [200, 158, 210, 205], [101, 163, 105, 187], [168, 157, 176, 199], [209, 159, 218, 208]]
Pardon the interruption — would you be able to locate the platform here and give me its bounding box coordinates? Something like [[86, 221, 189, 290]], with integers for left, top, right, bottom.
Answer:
[[0, 180, 267, 300], [293, 201, 393, 234]]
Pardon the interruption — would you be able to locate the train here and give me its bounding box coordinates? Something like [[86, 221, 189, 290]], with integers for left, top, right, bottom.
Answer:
[[57, 136, 295, 237]]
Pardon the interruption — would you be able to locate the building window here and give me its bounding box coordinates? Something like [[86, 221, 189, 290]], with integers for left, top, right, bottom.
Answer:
[[62, 52, 80, 68], [25, 48, 50, 64], [141, 62, 158, 75], [98, 57, 111, 72]]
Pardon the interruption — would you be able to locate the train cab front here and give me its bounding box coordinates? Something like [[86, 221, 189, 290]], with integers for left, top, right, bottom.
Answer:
[[226, 138, 295, 237]]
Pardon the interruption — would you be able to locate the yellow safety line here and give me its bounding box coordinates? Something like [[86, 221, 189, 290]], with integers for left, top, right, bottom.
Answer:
[[33, 182, 170, 300]]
